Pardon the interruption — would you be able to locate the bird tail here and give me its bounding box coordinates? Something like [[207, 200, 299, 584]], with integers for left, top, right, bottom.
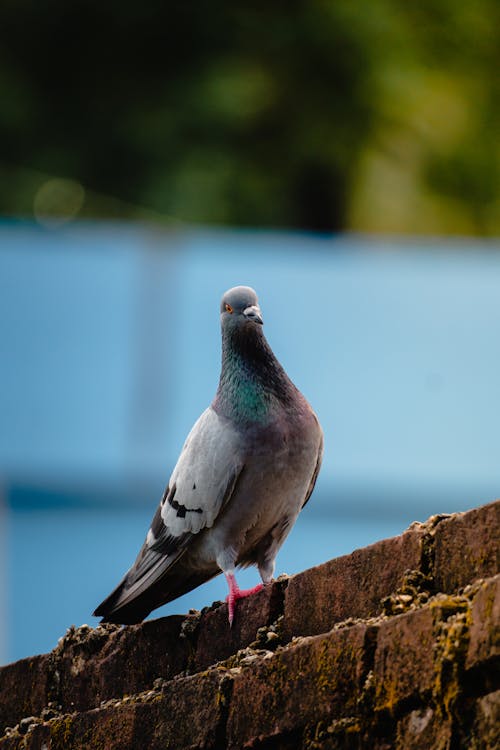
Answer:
[[93, 533, 191, 624], [93, 575, 147, 624], [93, 556, 222, 624]]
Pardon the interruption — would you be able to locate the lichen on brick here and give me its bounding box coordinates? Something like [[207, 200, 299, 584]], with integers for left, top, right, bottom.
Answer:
[[49, 713, 75, 747], [381, 568, 433, 616], [431, 595, 472, 719]]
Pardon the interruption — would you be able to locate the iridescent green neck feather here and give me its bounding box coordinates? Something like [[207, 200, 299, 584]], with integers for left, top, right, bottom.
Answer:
[[213, 325, 296, 424]]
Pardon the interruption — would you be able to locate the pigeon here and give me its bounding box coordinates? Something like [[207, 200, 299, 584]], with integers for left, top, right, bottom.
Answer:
[[94, 285, 323, 625]]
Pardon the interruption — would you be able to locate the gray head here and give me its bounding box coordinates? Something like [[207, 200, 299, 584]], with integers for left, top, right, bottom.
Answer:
[[220, 286, 263, 330]]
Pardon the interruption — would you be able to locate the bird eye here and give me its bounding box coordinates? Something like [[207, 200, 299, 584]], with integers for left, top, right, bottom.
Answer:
[[225, 303, 233, 313]]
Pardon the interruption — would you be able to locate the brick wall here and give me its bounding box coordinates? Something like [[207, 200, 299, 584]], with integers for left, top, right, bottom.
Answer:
[[0, 500, 498, 749]]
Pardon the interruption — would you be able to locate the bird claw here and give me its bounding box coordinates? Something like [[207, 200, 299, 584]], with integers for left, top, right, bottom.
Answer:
[[225, 582, 264, 626]]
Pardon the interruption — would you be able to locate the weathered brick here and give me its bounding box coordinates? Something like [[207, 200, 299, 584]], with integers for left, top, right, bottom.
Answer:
[[373, 607, 435, 711], [1, 500, 498, 750], [1, 670, 230, 750], [282, 527, 425, 640], [433, 500, 500, 593], [0, 616, 194, 734], [0, 655, 52, 735], [83, 670, 227, 750], [466, 574, 500, 670], [468, 689, 500, 750], [396, 707, 452, 750], [195, 580, 284, 670], [56, 615, 191, 713], [0, 722, 50, 750], [226, 623, 369, 749]]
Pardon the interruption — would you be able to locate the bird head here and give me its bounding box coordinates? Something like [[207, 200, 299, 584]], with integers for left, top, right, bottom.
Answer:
[[220, 286, 264, 330]]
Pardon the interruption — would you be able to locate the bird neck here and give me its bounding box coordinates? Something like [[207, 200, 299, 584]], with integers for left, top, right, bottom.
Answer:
[[214, 325, 296, 424]]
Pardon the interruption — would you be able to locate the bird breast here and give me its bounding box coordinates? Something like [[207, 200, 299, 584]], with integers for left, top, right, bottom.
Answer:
[[199, 407, 322, 565]]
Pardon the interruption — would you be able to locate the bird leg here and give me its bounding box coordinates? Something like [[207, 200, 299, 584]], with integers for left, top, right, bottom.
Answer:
[[224, 572, 263, 626]]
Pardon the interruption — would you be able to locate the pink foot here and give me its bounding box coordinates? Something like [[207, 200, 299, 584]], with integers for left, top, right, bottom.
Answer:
[[225, 573, 263, 626]]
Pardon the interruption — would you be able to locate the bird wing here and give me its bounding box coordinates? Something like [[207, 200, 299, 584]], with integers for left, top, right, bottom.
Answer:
[[159, 407, 243, 536], [94, 407, 244, 617], [301, 416, 324, 509]]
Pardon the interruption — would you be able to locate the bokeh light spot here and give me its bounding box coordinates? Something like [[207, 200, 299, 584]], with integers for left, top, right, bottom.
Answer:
[[34, 178, 85, 227]]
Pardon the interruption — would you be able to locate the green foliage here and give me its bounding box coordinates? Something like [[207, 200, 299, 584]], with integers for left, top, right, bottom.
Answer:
[[0, 0, 498, 233]]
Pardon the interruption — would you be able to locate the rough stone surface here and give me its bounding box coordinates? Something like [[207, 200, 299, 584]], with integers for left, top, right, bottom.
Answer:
[[373, 607, 436, 711], [469, 689, 500, 750], [47, 670, 229, 750], [55, 615, 192, 712], [433, 500, 500, 593], [282, 527, 426, 641], [0, 499, 498, 749], [0, 655, 52, 738], [0, 671, 230, 750], [466, 574, 500, 670], [0, 616, 194, 735], [0, 723, 50, 750], [396, 708, 452, 750], [226, 624, 370, 749]]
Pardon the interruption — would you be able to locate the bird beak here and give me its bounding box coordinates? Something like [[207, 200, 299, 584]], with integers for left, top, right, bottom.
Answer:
[[243, 305, 263, 325]]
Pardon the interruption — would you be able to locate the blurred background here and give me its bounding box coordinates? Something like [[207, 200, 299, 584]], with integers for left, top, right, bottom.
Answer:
[[0, 1, 499, 663]]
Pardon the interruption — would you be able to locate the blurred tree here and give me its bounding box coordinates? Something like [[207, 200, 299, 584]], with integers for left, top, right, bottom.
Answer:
[[0, 0, 498, 233]]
